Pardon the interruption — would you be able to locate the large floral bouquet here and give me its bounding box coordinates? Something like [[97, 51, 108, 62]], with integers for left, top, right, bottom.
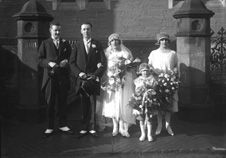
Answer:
[[129, 80, 161, 120], [102, 58, 141, 92], [155, 69, 180, 111]]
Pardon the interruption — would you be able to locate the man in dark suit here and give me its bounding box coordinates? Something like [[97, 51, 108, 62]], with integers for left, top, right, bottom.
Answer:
[[70, 22, 107, 138], [37, 21, 74, 138]]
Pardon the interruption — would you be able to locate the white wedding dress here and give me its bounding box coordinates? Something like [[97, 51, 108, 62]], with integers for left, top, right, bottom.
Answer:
[[102, 48, 136, 125]]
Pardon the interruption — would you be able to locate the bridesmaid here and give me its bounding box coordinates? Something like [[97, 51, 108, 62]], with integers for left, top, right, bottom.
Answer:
[[148, 32, 179, 136]]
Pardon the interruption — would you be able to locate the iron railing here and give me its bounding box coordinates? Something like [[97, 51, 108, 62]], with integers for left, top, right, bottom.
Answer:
[[210, 27, 226, 86]]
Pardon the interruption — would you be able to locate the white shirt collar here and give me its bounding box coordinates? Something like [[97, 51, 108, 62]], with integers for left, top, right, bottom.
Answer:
[[83, 38, 91, 43], [52, 38, 60, 42]]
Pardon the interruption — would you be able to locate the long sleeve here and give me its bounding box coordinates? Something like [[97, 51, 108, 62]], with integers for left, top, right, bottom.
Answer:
[[93, 42, 107, 78], [37, 41, 50, 69], [69, 44, 81, 78]]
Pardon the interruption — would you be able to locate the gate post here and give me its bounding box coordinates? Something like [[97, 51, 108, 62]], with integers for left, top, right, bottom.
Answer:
[[13, 0, 53, 123], [173, 0, 215, 122]]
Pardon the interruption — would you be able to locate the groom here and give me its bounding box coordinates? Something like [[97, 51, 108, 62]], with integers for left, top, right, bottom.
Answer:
[[70, 22, 107, 138]]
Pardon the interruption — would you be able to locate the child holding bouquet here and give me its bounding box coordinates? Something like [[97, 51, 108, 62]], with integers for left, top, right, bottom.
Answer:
[[131, 63, 158, 142]]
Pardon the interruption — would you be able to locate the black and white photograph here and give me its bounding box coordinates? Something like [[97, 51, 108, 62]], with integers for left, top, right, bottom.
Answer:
[[1, 0, 226, 157]]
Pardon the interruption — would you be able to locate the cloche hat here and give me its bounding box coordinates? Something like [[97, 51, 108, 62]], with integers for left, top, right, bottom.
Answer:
[[138, 63, 151, 73], [155, 32, 170, 45]]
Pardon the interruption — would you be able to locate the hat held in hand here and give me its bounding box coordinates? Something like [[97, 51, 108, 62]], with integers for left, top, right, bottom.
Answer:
[[80, 76, 98, 97]]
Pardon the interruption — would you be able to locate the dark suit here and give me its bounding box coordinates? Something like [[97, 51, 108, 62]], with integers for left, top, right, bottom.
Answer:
[[70, 38, 106, 131], [37, 38, 71, 129]]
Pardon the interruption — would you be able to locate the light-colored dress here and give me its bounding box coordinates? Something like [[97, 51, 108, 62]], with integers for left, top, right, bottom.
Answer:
[[102, 49, 136, 124], [148, 48, 179, 112]]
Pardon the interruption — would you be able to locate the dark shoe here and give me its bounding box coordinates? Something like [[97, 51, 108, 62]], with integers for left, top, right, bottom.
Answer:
[[76, 131, 87, 138], [59, 129, 74, 134], [89, 131, 99, 138], [43, 132, 54, 138]]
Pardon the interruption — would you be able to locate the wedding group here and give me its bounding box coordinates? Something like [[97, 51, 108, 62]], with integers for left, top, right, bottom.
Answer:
[[37, 21, 179, 142]]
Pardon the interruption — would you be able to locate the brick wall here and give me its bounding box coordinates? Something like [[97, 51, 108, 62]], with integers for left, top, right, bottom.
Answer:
[[0, 0, 224, 118], [0, 0, 225, 43]]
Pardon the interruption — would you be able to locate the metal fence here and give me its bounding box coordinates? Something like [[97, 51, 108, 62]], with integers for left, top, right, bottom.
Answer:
[[210, 27, 226, 89]]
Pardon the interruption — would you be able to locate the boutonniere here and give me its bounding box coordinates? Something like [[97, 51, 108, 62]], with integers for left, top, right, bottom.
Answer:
[[62, 39, 66, 43], [92, 44, 96, 48], [97, 63, 103, 68]]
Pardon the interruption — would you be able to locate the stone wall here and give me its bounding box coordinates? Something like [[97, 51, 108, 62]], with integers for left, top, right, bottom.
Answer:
[[0, 0, 224, 119], [0, 0, 225, 42]]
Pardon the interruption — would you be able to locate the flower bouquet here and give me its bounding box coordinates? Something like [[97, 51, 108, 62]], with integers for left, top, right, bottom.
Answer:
[[129, 81, 161, 120], [101, 57, 141, 92], [155, 69, 180, 111]]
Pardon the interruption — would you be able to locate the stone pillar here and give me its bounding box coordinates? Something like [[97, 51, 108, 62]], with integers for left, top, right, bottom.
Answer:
[[13, 0, 53, 123], [173, 0, 215, 122]]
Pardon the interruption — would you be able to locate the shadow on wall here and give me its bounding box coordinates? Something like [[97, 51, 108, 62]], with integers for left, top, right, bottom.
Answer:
[[177, 63, 219, 122], [0, 45, 47, 122], [0, 45, 19, 118]]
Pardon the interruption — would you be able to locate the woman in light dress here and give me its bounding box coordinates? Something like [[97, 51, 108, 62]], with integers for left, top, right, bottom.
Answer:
[[102, 33, 136, 137], [148, 32, 179, 136]]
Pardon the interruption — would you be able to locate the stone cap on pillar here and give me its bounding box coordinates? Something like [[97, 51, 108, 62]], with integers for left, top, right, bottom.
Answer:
[[13, 0, 53, 21], [173, 0, 214, 37], [173, 0, 214, 19]]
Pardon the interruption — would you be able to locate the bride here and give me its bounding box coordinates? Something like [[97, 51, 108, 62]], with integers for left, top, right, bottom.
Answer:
[[101, 33, 136, 137]]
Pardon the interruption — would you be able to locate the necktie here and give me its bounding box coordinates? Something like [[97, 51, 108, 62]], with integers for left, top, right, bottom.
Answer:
[[85, 40, 90, 54], [54, 39, 59, 49]]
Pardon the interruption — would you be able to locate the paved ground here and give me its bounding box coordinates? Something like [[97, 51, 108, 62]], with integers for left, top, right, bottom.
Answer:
[[1, 106, 226, 158]]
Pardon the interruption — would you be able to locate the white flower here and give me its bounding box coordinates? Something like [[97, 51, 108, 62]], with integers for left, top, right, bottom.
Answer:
[[109, 77, 115, 85], [125, 59, 131, 65], [165, 89, 170, 93], [97, 63, 103, 68], [92, 44, 96, 48], [107, 71, 113, 77], [164, 74, 169, 78], [133, 58, 141, 63], [108, 61, 115, 68]]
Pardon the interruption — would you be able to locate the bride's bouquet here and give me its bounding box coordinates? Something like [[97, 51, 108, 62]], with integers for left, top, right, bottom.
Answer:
[[155, 69, 180, 110], [102, 57, 141, 92]]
